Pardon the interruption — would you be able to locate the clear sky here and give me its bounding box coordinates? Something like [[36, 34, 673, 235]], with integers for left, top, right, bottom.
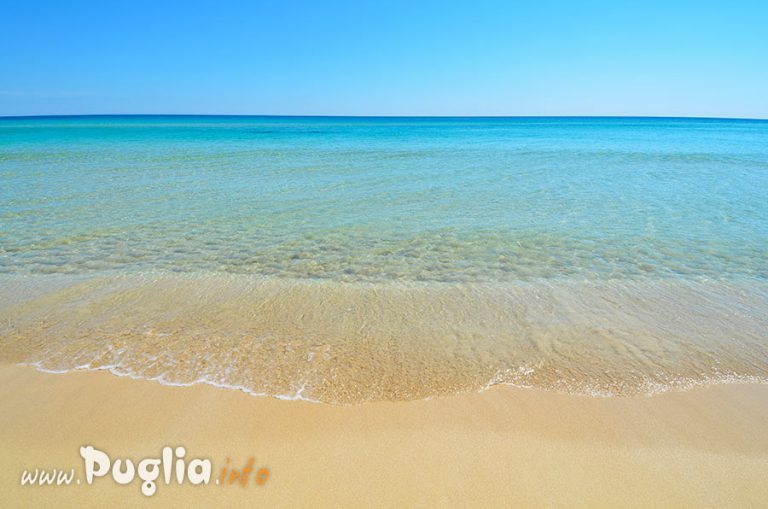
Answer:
[[2, 0, 767, 117]]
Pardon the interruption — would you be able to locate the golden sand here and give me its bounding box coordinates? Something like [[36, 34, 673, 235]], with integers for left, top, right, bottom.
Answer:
[[1, 364, 767, 508]]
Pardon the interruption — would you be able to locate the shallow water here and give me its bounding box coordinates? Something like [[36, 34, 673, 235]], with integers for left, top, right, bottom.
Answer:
[[1, 116, 767, 402]]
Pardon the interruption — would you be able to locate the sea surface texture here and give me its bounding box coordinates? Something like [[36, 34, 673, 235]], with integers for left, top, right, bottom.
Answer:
[[1, 116, 767, 402]]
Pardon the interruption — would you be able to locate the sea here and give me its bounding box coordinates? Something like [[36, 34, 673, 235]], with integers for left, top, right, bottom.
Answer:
[[1, 115, 766, 403]]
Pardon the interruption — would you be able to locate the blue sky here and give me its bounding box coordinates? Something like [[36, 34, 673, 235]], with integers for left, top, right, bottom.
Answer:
[[2, 0, 767, 117]]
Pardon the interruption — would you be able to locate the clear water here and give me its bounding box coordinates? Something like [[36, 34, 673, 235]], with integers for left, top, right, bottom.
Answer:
[[2, 116, 766, 281], [1, 116, 767, 403]]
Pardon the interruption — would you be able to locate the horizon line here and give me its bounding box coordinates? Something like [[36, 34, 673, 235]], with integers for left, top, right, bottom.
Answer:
[[1, 113, 768, 122]]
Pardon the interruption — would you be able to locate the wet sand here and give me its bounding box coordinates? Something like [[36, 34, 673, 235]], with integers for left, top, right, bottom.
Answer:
[[3, 274, 768, 403], [1, 364, 767, 508]]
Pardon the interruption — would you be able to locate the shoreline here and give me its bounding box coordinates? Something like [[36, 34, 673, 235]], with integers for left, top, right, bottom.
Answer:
[[3, 273, 768, 403], [2, 363, 768, 507], [20, 360, 768, 405]]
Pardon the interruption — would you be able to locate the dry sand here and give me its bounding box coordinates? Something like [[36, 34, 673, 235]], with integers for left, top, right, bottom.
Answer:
[[1, 363, 767, 508]]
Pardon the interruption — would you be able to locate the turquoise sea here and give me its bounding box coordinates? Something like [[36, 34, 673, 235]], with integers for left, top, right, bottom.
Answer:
[[2, 116, 767, 281], [1, 116, 767, 403]]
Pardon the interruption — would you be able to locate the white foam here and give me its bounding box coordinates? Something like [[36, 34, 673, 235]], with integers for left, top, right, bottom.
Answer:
[[20, 360, 322, 404], [18, 360, 768, 406]]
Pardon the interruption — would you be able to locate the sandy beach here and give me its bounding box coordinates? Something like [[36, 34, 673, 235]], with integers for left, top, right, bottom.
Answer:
[[4, 0, 768, 506], [1, 364, 767, 508]]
